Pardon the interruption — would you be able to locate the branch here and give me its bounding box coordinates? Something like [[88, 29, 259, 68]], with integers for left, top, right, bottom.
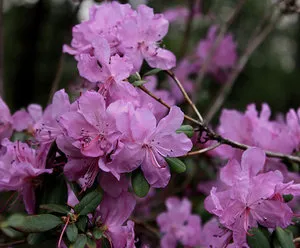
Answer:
[[138, 72, 300, 164], [165, 70, 204, 123], [205, 11, 282, 123], [185, 142, 222, 156], [192, 0, 247, 103]]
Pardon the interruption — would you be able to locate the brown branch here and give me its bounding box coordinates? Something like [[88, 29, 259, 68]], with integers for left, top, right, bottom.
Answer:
[[185, 142, 222, 156], [165, 70, 204, 123], [138, 85, 201, 124], [0, 0, 4, 98], [192, 0, 247, 104], [179, 0, 196, 58], [205, 12, 281, 123], [0, 240, 26, 247]]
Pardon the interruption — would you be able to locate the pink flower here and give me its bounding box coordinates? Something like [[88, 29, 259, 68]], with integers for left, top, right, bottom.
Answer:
[[34, 89, 71, 144], [157, 197, 202, 248], [95, 192, 136, 247], [211, 103, 296, 159], [59, 91, 118, 158], [106, 105, 192, 187], [139, 76, 175, 120], [205, 148, 300, 246], [119, 4, 176, 71], [196, 25, 237, 82], [201, 217, 233, 248], [12, 104, 43, 133], [0, 97, 13, 141], [0, 139, 52, 213]]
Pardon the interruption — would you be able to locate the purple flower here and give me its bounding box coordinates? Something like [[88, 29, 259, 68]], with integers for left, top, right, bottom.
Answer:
[[0, 139, 52, 213], [34, 89, 71, 144], [12, 104, 43, 133], [157, 197, 202, 248], [0, 97, 13, 141], [196, 25, 237, 83], [106, 105, 192, 187], [95, 192, 136, 247], [205, 148, 300, 246]]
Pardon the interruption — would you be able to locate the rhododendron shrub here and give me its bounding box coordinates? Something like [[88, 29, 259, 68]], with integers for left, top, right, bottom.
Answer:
[[1, 1, 300, 248]]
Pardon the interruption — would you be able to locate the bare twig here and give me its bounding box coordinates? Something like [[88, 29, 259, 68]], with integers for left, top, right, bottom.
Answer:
[[0, 240, 26, 247], [205, 12, 282, 123], [179, 0, 196, 58], [294, 237, 300, 243], [165, 70, 204, 123], [0, 0, 4, 98], [131, 217, 160, 238], [192, 0, 247, 104], [186, 142, 222, 156], [138, 85, 201, 124]]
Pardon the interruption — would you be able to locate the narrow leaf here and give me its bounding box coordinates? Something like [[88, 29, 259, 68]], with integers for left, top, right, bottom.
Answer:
[[76, 216, 88, 232], [9, 214, 63, 233], [165, 157, 186, 173], [247, 228, 271, 248], [131, 169, 150, 198], [40, 204, 70, 214], [87, 238, 97, 248], [132, 80, 146, 87], [74, 190, 102, 215], [128, 73, 141, 84], [66, 223, 78, 243], [275, 227, 294, 248], [93, 227, 103, 240], [176, 125, 194, 138], [143, 68, 162, 77]]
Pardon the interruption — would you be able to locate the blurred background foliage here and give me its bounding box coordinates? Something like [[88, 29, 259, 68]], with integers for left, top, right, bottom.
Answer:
[[2, 0, 300, 119]]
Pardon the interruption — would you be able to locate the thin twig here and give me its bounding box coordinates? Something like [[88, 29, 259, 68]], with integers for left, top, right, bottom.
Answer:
[[165, 70, 204, 123], [205, 12, 282, 123], [192, 0, 247, 104], [131, 217, 160, 238], [0, 239, 26, 247], [186, 142, 222, 156], [179, 0, 196, 58], [0, 0, 4, 98], [294, 237, 300, 243], [138, 85, 201, 124]]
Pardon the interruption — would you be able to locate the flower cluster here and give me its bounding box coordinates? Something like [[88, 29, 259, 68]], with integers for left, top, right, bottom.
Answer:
[[63, 2, 176, 84], [205, 148, 300, 247], [157, 197, 202, 248]]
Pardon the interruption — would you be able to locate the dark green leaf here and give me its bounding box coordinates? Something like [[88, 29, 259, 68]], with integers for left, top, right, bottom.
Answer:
[[143, 68, 162, 77], [283, 194, 294, 203], [27, 233, 47, 245], [74, 190, 102, 215], [131, 169, 150, 198], [40, 204, 70, 214], [72, 234, 88, 248], [247, 228, 271, 248], [9, 214, 63, 233], [66, 223, 78, 243], [6, 214, 25, 227], [76, 216, 88, 232], [275, 227, 294, 248], [101, 237, 112, 248], [87, 238, 97, 248], [165, 157, 186, 173], [93, 227, 103, 240], [132, 80, 146, 87], [176, 125, 194, 138], [36, 174, 68, 208], [1, 227, 24, 238]]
